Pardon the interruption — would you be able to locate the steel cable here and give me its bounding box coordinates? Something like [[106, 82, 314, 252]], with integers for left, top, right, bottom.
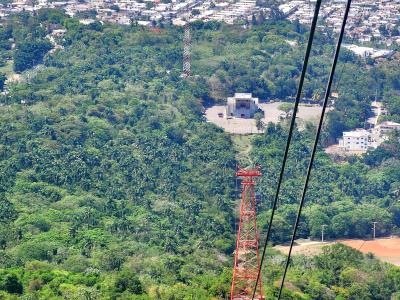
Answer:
[[277, 0, 353, 298], [251, 0, 323, 298]]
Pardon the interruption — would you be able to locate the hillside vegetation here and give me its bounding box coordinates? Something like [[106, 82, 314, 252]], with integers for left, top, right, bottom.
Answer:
[[0, 9, 399, 299]]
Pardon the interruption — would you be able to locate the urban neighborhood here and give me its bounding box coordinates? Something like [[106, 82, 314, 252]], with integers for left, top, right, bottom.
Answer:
[[0, 0, 399, 48]]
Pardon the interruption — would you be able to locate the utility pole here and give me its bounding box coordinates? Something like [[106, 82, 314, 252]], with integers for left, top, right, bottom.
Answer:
[[321, 224, 327, 243], [372, 222, 378, 239]]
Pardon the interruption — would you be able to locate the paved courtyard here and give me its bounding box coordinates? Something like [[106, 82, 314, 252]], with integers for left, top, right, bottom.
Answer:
[[205, 102, 324, 134]]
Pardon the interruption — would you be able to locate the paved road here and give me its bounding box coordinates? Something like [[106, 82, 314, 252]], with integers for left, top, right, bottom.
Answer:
[[367, 101, 383, 127]]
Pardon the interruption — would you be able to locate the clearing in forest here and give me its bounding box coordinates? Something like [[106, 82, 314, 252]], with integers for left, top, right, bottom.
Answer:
[[205, 102, 324, 134], [275, 237, 400, 266], [231, 134, 253, 166]]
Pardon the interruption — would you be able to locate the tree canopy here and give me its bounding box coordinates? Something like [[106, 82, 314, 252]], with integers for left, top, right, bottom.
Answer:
[[0, 9, 399, 299]]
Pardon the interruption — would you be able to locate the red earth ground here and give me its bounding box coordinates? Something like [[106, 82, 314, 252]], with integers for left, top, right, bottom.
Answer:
[[275, 237, 400, 266]]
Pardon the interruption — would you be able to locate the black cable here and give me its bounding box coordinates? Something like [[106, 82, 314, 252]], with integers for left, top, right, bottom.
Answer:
[[331, 35, 355, 94], [277, 0, 352, 298], [332, 4, 367, 94], [251, 0, 323, 298]]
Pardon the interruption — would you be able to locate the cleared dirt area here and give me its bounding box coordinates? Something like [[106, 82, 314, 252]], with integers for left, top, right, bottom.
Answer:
[[341, 238, 400, 266], [205, 105, 260, 134], [259, 102, 322, 124], [275, 237, 400, 266], [324, 144, 366, 156], [205, 102, 324, 134]]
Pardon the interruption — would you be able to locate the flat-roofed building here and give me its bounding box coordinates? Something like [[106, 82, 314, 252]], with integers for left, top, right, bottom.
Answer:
[[375, 121, 400, 135], [338, 128, 372, 151], [226, 93, 259, 118]]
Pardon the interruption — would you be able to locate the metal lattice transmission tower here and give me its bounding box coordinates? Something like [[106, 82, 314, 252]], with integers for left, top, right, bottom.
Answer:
[[231, 167, 263, 300], [182, 21, 191, 78]]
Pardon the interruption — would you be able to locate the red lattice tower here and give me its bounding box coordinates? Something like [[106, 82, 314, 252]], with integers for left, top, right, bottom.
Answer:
[[231, 167, 263, 300]]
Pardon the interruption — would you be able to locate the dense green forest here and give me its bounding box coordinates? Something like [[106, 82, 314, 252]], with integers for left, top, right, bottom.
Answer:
[[0, 9, 399, 299], [253, 124, 400, 242]]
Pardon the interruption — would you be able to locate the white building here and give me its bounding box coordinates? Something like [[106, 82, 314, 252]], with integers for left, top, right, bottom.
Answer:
[[338, 121, 400, 153], [338, 128, 372, 151], [343, 44, 375, 57], [343, 44, 395, 59], [375, 121, 400, 135], [226, 93, 259, 118], [210, 0, 256, 24]]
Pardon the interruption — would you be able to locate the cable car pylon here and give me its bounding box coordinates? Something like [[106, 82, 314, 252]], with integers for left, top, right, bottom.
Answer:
[[231, 166, 264, 300]]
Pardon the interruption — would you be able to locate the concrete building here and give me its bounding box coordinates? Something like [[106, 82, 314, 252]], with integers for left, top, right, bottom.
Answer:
[[338, 128, 372, 151], [337, 117, 400, 153], [226, 93, 259, 118], [375, 121, 400, 135]]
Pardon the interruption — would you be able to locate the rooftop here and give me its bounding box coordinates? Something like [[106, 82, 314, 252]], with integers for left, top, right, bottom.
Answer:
[[379, 121, 400, 127], [233, 93, 254, 99], [343, 128, 370, 137]]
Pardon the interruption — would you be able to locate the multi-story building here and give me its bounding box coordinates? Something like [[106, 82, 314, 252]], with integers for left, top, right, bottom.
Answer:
[[338, 128, 372, 151], [338, 121, 400, 152]]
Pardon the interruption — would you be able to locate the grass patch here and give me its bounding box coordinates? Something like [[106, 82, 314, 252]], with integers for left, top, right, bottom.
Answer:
[[231, 134, 253, 166], [0, 60, 14, 77]]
